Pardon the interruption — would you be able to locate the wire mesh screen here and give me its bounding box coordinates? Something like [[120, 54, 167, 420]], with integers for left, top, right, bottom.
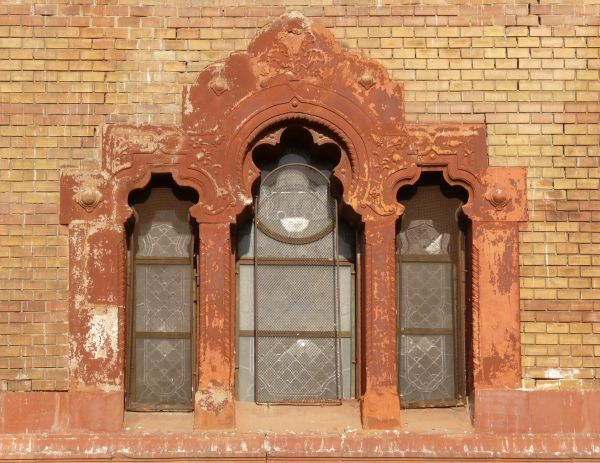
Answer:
[[397, 182, 463, 406], [254, 164, 341, 403]]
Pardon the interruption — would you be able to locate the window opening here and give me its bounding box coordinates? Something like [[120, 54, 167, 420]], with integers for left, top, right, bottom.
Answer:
[[397, 174, 468, 408], [126, 175, 198, 411], [236, 126, 356, 404]]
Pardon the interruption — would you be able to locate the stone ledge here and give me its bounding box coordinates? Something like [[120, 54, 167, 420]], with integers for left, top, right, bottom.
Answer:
[[0, 431, 599, 461]]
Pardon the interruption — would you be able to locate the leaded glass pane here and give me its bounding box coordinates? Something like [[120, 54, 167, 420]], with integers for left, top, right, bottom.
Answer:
[[399, 335, 455, 403], [398, 220, 450, 257], [136, 209, 192, 258], [257, 166, 334, 244], [400, 262, 452, 330], [339, 265, 352, 332], [238, 264, 254, 331], [129, 183, 196, 410], [256, 337, 339, 402], [397, 179, 465, 407], [341, 337, 352, 399], [135, 264, 192, 333], [238, 336, 254, 402], [135, 338, 192, 405]]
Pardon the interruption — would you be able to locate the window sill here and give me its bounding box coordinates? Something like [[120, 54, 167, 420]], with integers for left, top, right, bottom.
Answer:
[[235, 400, 362, 433], [124, 402, 473, 434]]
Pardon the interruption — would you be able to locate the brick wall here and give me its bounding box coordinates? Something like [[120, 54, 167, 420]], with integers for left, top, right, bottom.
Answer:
[[0, 0, 598, 392]]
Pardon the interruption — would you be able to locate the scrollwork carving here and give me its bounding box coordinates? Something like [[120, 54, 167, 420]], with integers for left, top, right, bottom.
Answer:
[[104, 126, 188, 174], [360, 133, 410, 217], [406, 125, 480, 162]]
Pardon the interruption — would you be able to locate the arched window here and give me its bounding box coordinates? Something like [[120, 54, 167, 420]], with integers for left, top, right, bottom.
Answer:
[[397, 174, 469, 408], [126, 176, 198, 411], [236, 126, 356, 404]]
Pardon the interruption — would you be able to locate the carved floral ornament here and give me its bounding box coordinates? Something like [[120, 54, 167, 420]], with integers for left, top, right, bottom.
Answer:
[[60, 12, 527, 227]]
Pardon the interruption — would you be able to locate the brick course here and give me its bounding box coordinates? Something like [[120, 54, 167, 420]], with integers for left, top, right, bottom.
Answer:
[[0, 0, 599, 392]]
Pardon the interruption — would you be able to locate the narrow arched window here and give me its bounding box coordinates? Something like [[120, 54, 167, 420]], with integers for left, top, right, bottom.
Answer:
[[127, 176, 198, 411], [397, 175, 468, 407], [236, 126, 356, 404]]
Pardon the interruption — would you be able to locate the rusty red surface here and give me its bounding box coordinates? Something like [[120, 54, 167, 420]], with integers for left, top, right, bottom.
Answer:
[[56, 13, 529, 436]]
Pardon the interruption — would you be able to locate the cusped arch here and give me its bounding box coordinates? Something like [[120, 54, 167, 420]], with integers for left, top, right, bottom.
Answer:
[[389, 164, 479, 219], [114, 167, 206, 225], [225, 100, 371, 218]]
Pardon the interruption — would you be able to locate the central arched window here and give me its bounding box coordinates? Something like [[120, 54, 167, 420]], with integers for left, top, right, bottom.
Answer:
[[236, 126, 356, 404]]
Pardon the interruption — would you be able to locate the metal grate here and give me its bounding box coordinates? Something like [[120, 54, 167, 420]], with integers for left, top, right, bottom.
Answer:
[[254, 164, 342, 403], [397, 181, 464, 407]]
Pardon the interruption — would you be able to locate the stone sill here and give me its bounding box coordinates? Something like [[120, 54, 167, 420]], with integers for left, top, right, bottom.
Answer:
[[125, 402, 473, 435]]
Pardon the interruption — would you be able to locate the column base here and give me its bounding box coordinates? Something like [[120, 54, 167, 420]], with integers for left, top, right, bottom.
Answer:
[[194, 389, 235, 430], [360, 387, 401, 429]]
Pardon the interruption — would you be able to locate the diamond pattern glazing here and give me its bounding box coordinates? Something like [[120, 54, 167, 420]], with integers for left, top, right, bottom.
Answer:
[[135, 264, 191, 332], [137, 209, 192, 258], [256, 337, 339, 402], [135, 338, 192, 405], [400, 335, 455, 402], [401, 262, 452, 329]]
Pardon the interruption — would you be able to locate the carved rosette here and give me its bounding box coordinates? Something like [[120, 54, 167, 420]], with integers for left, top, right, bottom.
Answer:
[[485, 186, 511, 210], [74, 186, 103, 212]]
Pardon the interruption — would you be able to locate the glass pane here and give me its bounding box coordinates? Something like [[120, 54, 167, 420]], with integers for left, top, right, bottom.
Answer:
[[400, 262, 452, 330], [256, 336, 339, 402], [241, 220, 353, 261], [399, 334, 455, 403], [341, 337, 351, 399], [398, 220, 450, 256], [256, 265, 337, 332], [256, 228, 335, 259], [135, 338, 192, 405], [238, 264, 254, 331], [238, 336, 255, 402], [257, 166, 334, 245], [339, 265, 352, 332], [135, 264, 192, 333], [137, 209, 192, 258]]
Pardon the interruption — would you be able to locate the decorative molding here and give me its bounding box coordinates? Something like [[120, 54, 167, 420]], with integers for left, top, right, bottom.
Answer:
[[358, 73, 376, 90], [74, 186, 103, 212], [471, 244, 481, 373], [485, 186, 511, 210], [209, 76, 229, 96]]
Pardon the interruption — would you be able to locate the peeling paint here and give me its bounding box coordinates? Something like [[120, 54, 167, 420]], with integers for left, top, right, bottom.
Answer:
[[84, 307, 118, 360]]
